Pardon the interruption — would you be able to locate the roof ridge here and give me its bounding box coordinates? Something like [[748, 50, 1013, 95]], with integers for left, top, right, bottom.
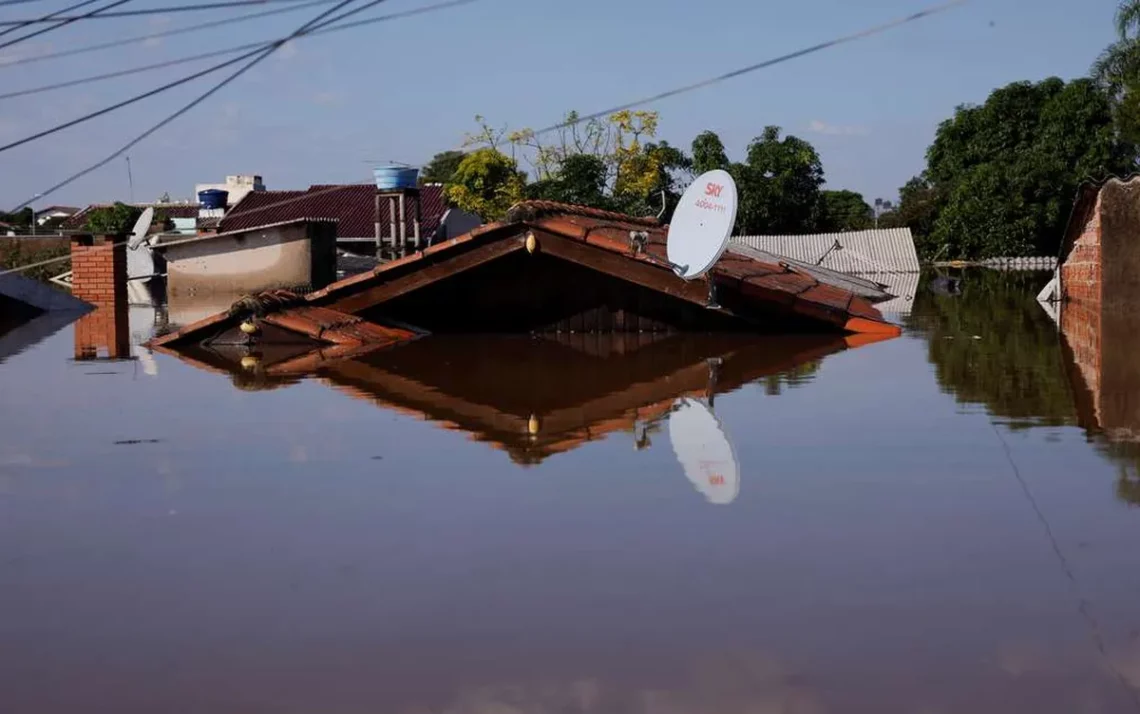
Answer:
[[504, 200, 660, 227]]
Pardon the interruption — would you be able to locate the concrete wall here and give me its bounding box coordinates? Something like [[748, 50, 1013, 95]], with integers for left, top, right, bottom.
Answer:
[[160, 222, 335, 296]]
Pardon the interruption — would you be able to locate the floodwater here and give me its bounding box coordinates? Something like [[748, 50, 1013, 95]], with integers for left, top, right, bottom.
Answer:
[[3, 270, 1140, 713]]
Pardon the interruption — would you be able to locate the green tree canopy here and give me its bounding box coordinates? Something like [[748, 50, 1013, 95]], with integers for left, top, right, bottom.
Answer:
[[0, 207, 33, 227], [421, 150, 467, 185], [922, 77, 1131, 259], [445, 149, 526, 221], [818, 190, 872, 232], [734, 126, 825, 235], [84, 202, 142, 235], [690, 130, 729, 175]]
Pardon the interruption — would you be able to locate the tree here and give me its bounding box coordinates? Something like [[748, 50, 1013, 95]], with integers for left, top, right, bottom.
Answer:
[[0, 207, 33, 227], [690, 130, 729, 175], [923, 78, 1131, 259], [445, 149, 526, 221], [818, 190, 872, 232], [526, 153, 610, 207], [734, 126, 825, 235], [84, 202, 141, 234], [1093, 1, 1140, 148], [879, 175, 942, 253], [464, 110, 676, 218], [421, 150, 467, 185]]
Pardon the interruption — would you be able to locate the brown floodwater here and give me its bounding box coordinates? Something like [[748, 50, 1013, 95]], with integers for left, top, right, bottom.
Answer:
[[3, 270, 1140, 713]]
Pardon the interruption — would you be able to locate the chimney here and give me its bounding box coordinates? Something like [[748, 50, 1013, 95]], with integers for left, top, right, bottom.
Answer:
[[70, 234, 129, 359]]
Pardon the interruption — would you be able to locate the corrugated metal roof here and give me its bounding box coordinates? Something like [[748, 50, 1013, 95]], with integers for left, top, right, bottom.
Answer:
[[733, 228, 920, 274]]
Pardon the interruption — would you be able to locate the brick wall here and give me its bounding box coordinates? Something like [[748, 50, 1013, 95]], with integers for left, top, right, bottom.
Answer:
[[70, 235, 129, 359], [1061, 193, 1101, 308]]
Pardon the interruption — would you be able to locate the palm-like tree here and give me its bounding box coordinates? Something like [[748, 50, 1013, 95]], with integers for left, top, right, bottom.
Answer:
[[1095, 1, 1140, 94]]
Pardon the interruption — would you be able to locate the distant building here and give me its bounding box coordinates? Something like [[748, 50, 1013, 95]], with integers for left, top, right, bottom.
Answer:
[[62, 202, 199, 232], [219, 183, 481, 248], [194, 174, 265, 209], [34, 206, 79, 226]]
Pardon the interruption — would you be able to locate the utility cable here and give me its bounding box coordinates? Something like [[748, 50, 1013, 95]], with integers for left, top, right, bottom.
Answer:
[[0, 0, 99, 39], [0, 0, 116, 49], [0, 0, 326, 25], [0, 0, 335, 67], [991, 421, 1140, 713], [0, 0, 476, 101], [0, 0, 403, 154], [6, 0, 410, 212], [533, 0, 969, 137]]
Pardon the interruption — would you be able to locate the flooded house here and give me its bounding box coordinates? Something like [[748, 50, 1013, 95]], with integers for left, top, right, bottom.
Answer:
[[149, 199, 903, 363]]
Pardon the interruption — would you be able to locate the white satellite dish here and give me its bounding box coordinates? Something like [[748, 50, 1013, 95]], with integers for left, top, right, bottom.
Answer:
[[667, 169, 738, 280], [669, 396, 740, 505], [126, 207, 156, 281]]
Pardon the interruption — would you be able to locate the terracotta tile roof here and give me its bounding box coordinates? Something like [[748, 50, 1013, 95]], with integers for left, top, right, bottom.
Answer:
[[218, 183, 449, 240], [149, 201, 903, 349]]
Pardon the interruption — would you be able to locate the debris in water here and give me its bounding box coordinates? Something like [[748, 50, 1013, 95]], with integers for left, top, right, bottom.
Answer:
[[113, 439, 162, 445]]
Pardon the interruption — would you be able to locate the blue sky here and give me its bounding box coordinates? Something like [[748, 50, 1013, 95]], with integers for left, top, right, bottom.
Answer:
[[0, 0, 1125, 209]]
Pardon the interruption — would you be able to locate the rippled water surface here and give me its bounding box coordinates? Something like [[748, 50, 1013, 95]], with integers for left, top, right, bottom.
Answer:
[[4, 270, 1140, 713]]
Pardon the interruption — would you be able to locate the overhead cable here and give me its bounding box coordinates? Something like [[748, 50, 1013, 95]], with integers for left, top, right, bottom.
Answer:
[[0, 0, 123, 49], [0, 0, 324, 25], [0, 0, 335, 67], [6, 0, 411, 211], [0, 0, 477, 100], [533, 0, 969, 136]]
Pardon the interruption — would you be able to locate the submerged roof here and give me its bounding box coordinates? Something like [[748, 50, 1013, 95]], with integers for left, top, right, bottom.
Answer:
[[733, 228, 920, 274], [219, 183, 449, 239], [150, 201, 902, 350]]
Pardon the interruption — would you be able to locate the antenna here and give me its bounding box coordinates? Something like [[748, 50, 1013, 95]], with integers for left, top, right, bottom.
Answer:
[[666, 169, 737, 280], [125, 155, 134, 203]]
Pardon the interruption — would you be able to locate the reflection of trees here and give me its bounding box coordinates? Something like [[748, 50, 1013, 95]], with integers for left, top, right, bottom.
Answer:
[[761, 360, 822, 396], [907, 269, 1076, 429], [908, 269, 1140, 507]]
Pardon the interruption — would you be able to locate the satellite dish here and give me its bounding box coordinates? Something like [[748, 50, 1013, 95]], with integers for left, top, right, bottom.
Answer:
[[127, 207, 154, 250], [667, 169, 738, 280], [126, 207, 156, 281], [669, 397, 740, 505]]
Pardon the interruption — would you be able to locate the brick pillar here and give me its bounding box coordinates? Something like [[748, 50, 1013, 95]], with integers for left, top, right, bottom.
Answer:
[[1061, 193, 1102, 309], [70, 234, 130, 360]]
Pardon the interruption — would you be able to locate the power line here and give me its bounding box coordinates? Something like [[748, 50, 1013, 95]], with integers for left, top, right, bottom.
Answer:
[[533, 0, 970, 137], [0, 0, 322, 25], [0, 0, 477, 101], [0, 0, 117, 49], [0, 0, 462, 152], [7, 0, 410, 212], [0, 0, 335, 68], [0, 0, 99, 39]]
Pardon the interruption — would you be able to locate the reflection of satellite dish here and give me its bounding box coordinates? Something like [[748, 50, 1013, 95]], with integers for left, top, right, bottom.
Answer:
[[667, 169, 738, 280], [669, 397, 740, 505]]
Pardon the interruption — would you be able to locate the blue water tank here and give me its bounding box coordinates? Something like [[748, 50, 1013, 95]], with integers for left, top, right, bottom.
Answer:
[[198, 189, 228, 209], [373, 165, 419, 190]]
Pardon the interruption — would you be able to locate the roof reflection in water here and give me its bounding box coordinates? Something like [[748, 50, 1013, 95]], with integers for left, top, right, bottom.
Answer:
[[163, 331, 894, 465]]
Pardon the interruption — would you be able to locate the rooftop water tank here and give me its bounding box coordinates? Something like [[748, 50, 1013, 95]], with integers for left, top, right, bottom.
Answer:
[[198, 189, 228, 209], [373, 164, 419, 190]]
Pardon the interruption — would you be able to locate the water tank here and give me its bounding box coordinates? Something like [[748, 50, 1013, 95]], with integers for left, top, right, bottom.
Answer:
[[373, 164, 419, 190], [198, 189, 229, 209]]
